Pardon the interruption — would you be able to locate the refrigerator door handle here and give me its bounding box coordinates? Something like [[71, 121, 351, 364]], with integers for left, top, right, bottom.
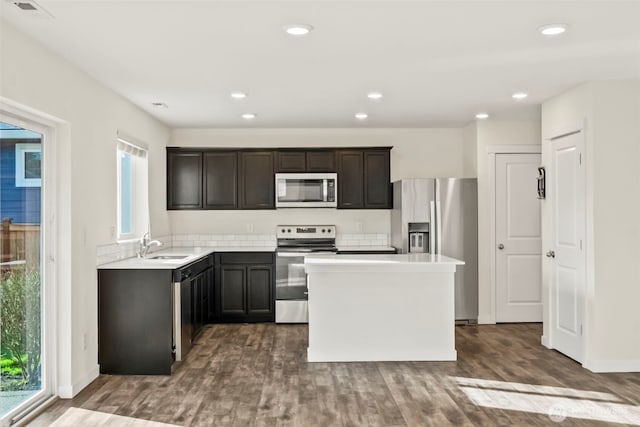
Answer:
[[430, 201, 436, 254], [436, 200, 442, 255]]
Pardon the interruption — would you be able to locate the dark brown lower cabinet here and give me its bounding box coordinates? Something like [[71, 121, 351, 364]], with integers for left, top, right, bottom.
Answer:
[[98, 269, 174, 375], [214, 252, 275, 322]]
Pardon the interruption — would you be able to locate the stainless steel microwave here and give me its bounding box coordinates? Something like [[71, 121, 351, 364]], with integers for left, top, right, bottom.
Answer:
[[275, 173, 337, 208]]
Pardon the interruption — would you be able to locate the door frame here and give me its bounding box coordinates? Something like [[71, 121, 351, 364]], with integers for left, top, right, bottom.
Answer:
[[0, 100, 58, 426], [543, 123, 587, 364], [485, 144, 541, 324]]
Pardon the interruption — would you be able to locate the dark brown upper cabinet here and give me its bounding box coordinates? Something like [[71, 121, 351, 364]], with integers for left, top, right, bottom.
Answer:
[[277, 151, 306, 172], [306, 151, 336, 172], [276, 150, 336, 173], [239, 151, 275, 209], [336, 148, 392, 209], [167, 151, 202, 209], [204, 151, 238, 209], [364, 150, 391, 209], [168, 147, 390, 210], [337, 150, 364, 208]]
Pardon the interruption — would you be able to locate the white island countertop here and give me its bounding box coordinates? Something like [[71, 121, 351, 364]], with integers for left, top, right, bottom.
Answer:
[[305, 252, 464, 362], [305, 253, 464, 274], [98, 246, 276, 269]]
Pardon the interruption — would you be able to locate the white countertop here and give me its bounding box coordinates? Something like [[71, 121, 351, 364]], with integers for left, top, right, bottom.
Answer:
[[305, 253, 464, 273], [98, 246, 276, 270], [336, 246, 397, 252]]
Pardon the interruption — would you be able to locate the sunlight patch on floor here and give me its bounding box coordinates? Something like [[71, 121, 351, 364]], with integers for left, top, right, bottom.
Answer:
[[454, 376, 640, 425], [50, 407, 180, 427]]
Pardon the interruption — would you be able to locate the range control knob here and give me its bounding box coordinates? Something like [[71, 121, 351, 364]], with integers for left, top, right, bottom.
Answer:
[[321, 229, 326, 233], [287, 229, 292, 233], [281, 228, 286, 233]]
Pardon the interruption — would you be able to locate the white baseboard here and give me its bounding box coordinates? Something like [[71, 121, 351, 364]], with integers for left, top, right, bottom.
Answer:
[[583, 359, 640, 373], [541, 335, 551, 348], [477, 315, 496, 325], [57, 365, 99, 399]]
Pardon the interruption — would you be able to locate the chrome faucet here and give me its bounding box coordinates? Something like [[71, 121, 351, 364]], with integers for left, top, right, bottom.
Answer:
[[138, 232, 162, 258]]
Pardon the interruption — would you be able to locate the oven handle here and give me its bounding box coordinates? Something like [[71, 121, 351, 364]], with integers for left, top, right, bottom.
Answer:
[[276, 251, 336, 257]]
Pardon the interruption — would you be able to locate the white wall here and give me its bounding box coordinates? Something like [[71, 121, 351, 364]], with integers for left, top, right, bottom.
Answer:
[[462, 122, 478, 177], [0, 21, 171, 396], [474, 119, 542, 324], [542, 81, 640, 371], [170, 128, 467, 235]]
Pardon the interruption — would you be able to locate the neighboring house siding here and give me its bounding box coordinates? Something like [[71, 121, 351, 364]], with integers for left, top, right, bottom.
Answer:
[[0, 139, 41, 224]]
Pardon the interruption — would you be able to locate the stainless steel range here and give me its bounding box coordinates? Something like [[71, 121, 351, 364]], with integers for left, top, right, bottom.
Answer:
[[275, 225, 337, 323]]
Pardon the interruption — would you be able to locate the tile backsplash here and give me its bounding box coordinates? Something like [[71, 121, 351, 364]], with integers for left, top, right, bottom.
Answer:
[[171, 234, 276, 248], [97, 232, 389, 265], [336, 233, 388, 247]]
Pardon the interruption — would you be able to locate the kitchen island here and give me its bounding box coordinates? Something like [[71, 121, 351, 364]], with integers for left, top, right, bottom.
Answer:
[[304, 253, 464, 362]]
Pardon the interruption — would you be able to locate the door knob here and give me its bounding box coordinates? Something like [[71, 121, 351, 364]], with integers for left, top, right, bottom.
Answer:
[[546, 250, 555, 258], [498, 244, 504, 250]]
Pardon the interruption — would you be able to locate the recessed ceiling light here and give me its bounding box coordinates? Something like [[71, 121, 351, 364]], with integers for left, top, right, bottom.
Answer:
[[538, 23, 569, 36], [151, 102, 168, 108], [367, 92, 383, 100], [512, 92, 528, 100], [355, 113, 368, 120], [475, 113, 489, 119], [242, 113, 256, 119], [283, 24, 313, 36], [230, 92, 247, 99]]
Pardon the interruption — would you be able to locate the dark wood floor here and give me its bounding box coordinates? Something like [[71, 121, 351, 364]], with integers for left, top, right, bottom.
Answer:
[[30, 323, 640, 426]]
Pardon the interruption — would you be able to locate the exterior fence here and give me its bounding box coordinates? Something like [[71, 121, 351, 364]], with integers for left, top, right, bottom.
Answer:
[[0, 218, 40, 270]]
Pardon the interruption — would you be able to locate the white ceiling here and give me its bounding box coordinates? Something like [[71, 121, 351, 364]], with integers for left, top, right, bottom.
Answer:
[[2, 0, 640, 128]]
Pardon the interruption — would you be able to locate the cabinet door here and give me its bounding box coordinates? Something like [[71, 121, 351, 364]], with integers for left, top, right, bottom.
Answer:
[[239, 151, 275, 209], [277, 152, 306, 172], [306, 151, 335, 172], [337, 151, 364, 208], [247, 265, 273, 318], [207, 267, 215, 322], [191, 271, 208, 338], [364, 150, 391, 208], [167, 151, 202, 209], [204, 152, 237, 209], [219, 265, 247, 316]]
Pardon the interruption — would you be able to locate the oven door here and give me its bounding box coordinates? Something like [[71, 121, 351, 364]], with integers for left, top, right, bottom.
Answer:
[[276, 251, 308, 300], [275, 250, 334, 323]]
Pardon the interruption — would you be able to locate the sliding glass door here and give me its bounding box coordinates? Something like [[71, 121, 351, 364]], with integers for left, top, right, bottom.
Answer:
[[0, 116, 52, 425]]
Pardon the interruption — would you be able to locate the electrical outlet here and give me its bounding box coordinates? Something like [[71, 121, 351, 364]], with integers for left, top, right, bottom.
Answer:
[[109, 226, 116, 239], [246, 223, 254, 233], [356, 222, 364, 232]]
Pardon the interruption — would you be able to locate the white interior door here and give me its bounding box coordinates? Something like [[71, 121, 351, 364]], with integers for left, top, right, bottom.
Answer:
[[495, 153, 542, 322], [549, 131, 585, 362]]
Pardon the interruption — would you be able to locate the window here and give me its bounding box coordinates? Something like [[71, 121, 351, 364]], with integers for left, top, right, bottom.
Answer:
[[15, 142, 42, 187], [117, 135, 149, 241]]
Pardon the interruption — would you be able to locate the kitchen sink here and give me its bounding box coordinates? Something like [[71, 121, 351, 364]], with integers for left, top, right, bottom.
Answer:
[[147, 255, 189, 260]]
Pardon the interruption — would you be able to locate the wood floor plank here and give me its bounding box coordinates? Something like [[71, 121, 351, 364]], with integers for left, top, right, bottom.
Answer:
[[28, 323, 640, 427]]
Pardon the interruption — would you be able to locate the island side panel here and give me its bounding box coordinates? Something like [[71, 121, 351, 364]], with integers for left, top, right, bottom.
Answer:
[[98, 269, 174, 375], [307, 271, 456, 362]]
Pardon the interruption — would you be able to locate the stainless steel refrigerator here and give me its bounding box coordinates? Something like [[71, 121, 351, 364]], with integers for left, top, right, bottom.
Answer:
[[391, 178, 478, 321]]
